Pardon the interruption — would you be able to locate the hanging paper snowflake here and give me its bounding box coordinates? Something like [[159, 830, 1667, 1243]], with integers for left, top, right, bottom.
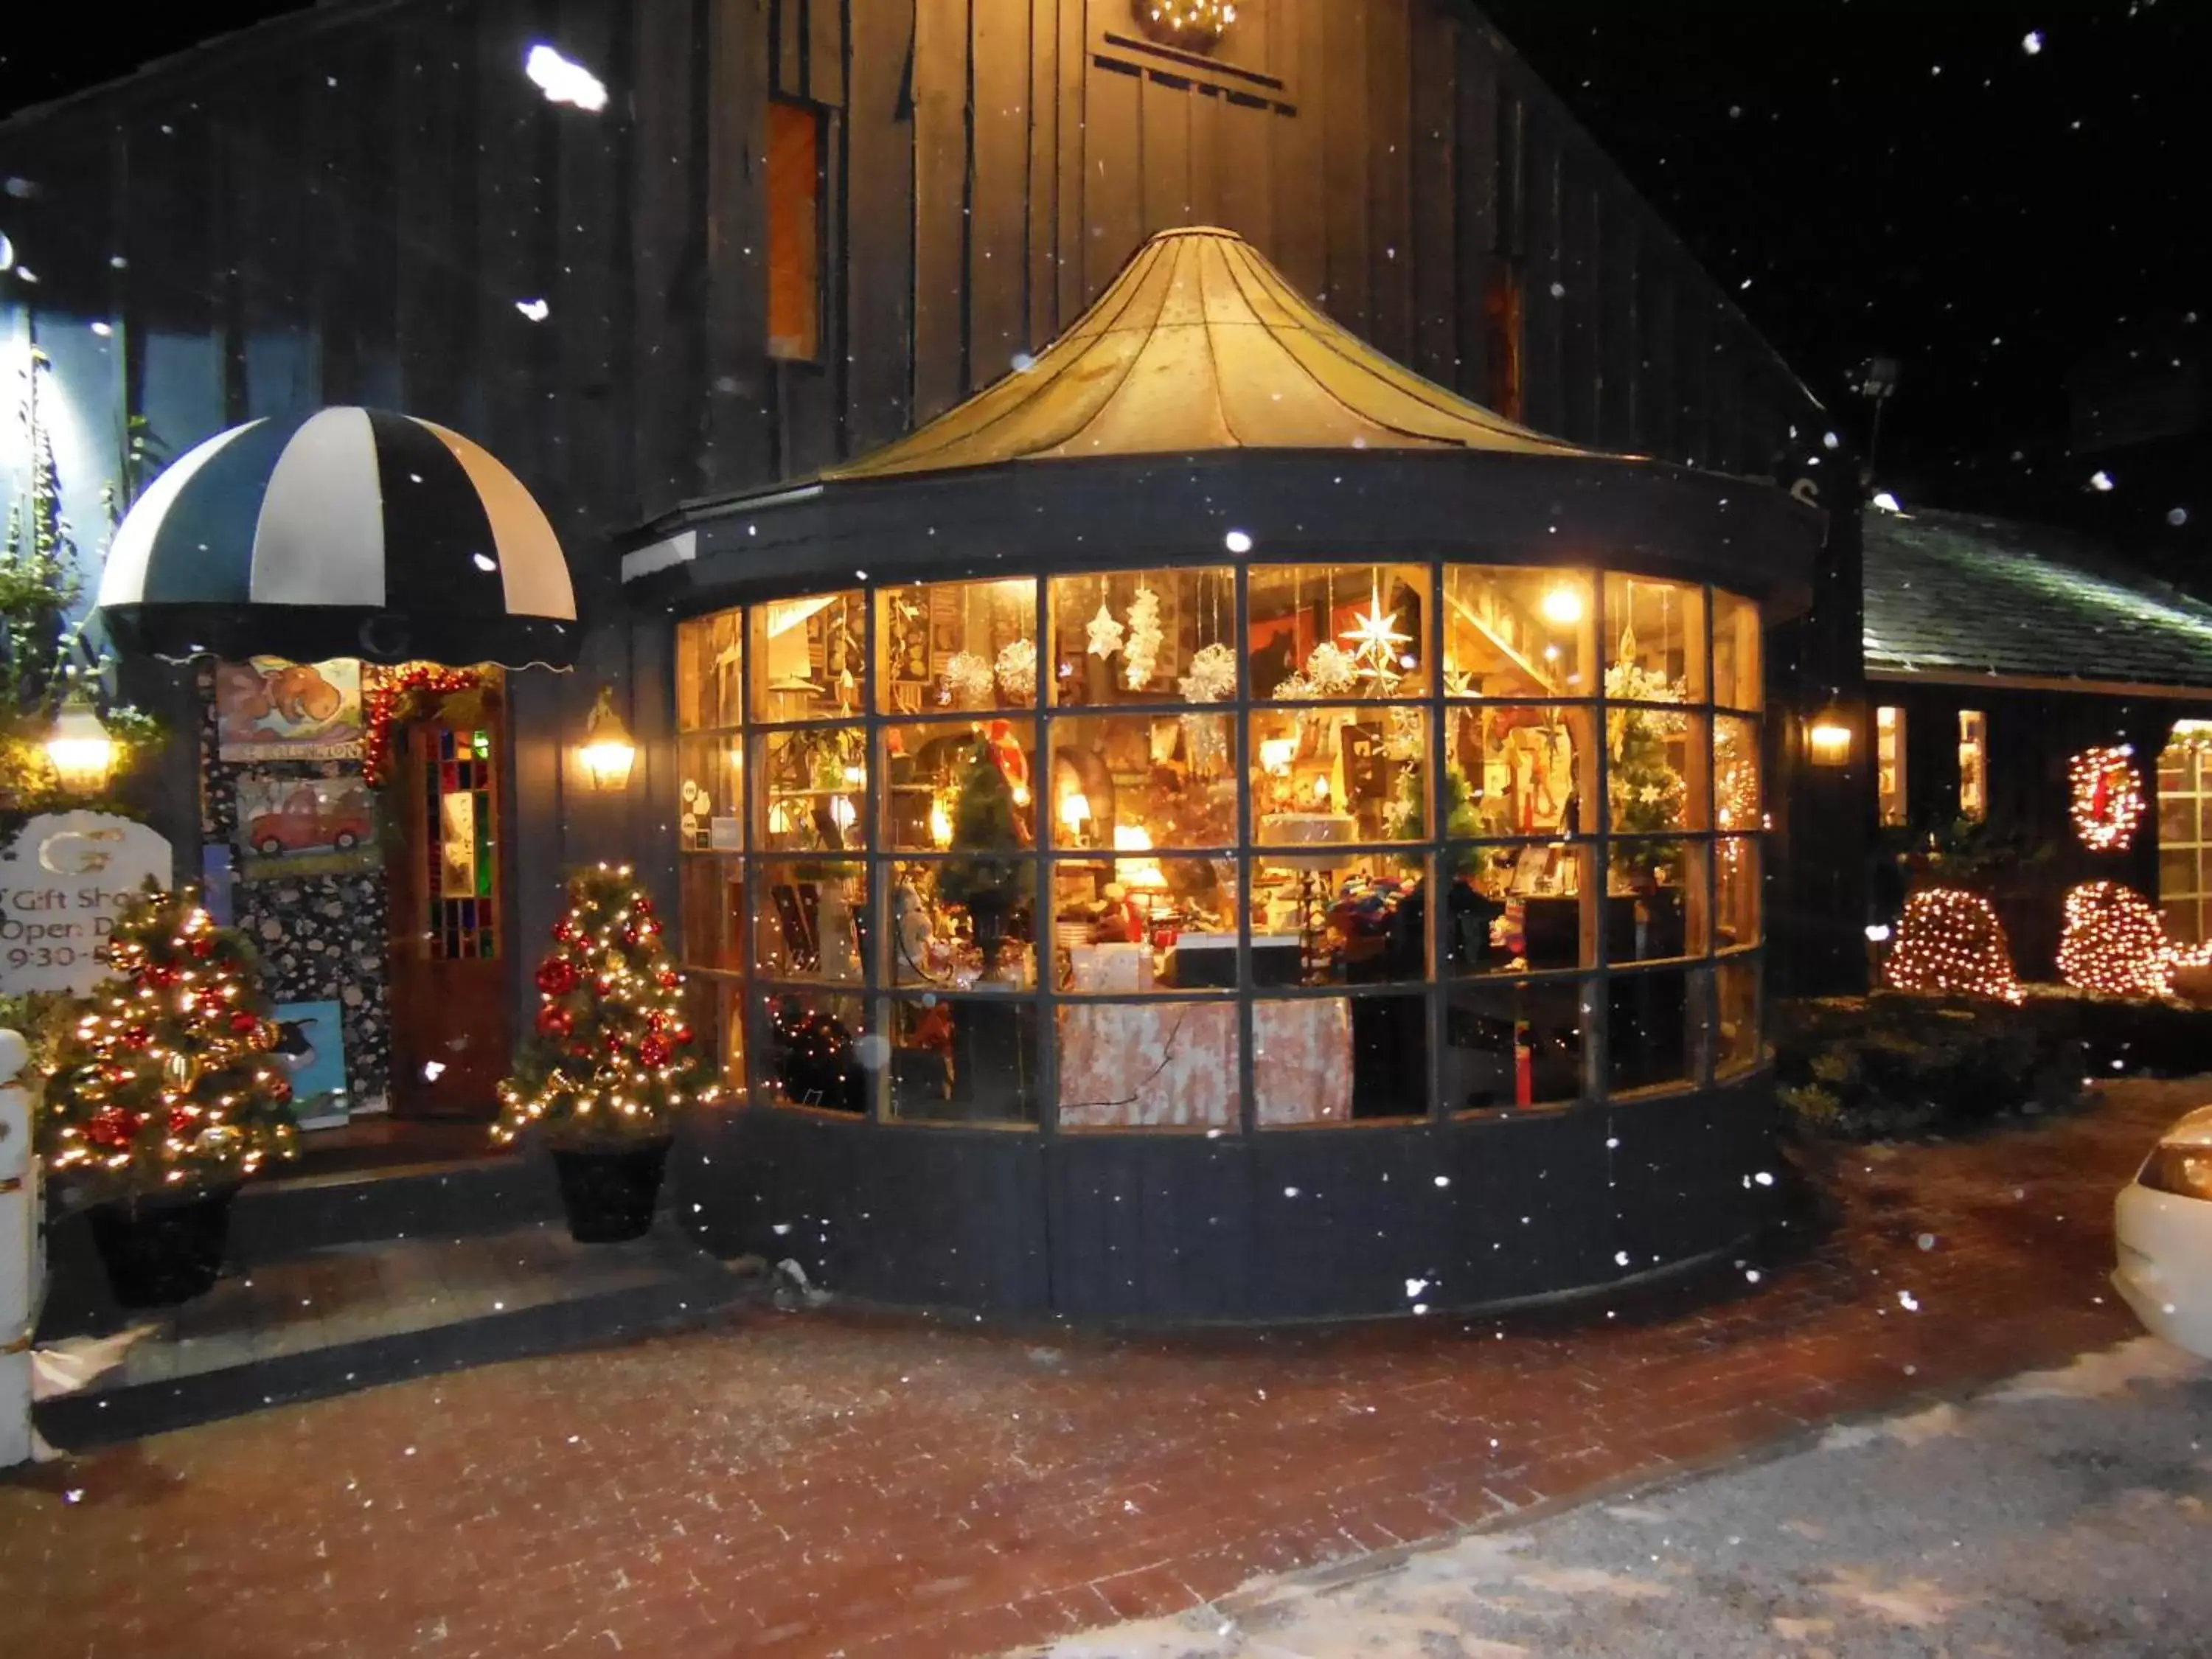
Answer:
[[1178, 642, 1237, 703], [1123, 585, 1164, 691], [995, 637, 1038, 705], [942, 651, 995, 709], [1301, 642, 1361, 696], [2069, 744, 2143, 851], [1085, 602, 1125, 661]]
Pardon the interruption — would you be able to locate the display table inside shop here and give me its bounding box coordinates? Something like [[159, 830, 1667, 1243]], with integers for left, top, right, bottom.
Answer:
[[1057, 1000, 1352, 1128]]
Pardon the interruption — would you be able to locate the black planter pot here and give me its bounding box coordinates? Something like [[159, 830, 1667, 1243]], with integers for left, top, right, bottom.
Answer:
[[86, 1185, 239, 1308], [550, 1138, 672, 1243]]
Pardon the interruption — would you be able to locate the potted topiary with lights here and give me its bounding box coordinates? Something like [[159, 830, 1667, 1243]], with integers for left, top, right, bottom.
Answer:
[[496, 865, 712, 1241], [36, 884, 298, 1307]]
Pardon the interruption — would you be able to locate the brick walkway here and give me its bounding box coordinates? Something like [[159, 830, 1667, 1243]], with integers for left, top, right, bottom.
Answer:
[[3, 1080, 2186, 1659]]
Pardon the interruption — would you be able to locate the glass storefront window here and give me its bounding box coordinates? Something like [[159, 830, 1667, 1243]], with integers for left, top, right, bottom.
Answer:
[[1447, 841, 1594, 974], [1444, 981, 1587, 1110], [756, 726, 868, 852], [876, 577, 1038, 714], [678, 734, 745, 852], [880, 717, 1038, 853], [1607, 709, 1708, 834], [1252, 852, 1427, 987], [752, 859, 868, 983], [1048, 713, 1237, 850], [1251, 564, 1430, 699], [1608, 969, 1697, 1095], [672, 566, 1772, 1130], [886, 996, 1040, 1123], [1715, 961, 1760, 1078], [1604, 574, 1706, 701], [1714, 714, 1761, 837], [751, 590, 865, 720], [887, 858, 1039, 991], [756, 990, 874, 1113], [1049, 568, 1237, 707], [1606, 840, 1707, 963], [680, 857, 746, 975], [1251, 704, 1427, 844], [1051, 857, 1237, 992], [1442, 566, 1593, 697], [678, 610, 745, 732], [1450, 703, 1595, 838], [1711, 589, 1761, 711], [1714, 836, 1760, 953]]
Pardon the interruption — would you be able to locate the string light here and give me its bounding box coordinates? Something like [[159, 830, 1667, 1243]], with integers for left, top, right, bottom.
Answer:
[[36, 886, 296, 1200], [494, 863, 717, 1147], [1135, 0, 1236, 49], [362, 662, 486, 785], [2059, 880, 2212, 998], [2069, 744, 2144, 852], [1883, 887, 2023, 1004]]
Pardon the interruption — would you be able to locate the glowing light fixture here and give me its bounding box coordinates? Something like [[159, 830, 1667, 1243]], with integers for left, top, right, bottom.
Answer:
[[1807, 704, 1854, 768], [45, 687, 117, 794], [1259, 737, 1296, 773], [577, 686, 637, 792], [1134, 0, 1237, 50], [1539, 583, 1585, 627]]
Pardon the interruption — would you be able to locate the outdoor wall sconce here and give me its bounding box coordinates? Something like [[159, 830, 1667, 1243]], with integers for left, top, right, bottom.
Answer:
[[577, 685, 638, 792], [44, 687, 117, 795], [1133, 0, 1236, 51], [1806, 703, 1854, 768]]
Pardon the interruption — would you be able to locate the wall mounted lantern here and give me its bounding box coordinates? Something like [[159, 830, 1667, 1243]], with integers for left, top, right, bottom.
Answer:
[[44, 687, 117, 794], [1806, 703, 1854, 768], [577, 685, 637, 792]]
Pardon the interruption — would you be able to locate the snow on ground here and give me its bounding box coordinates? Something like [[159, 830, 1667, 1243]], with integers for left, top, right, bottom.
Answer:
[[1032, 1338, 2212, 1658]]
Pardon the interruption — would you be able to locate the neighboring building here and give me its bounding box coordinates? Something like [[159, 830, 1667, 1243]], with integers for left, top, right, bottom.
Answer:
[[1861, 504, 2212, 972], [0, 1, 1834, 1320]]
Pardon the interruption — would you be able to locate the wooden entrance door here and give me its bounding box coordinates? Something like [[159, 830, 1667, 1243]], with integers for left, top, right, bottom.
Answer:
[[388, 695, 510, 1118]]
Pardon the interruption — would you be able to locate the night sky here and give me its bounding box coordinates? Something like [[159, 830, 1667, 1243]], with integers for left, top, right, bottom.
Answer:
[[4, 0, 2200, 554]]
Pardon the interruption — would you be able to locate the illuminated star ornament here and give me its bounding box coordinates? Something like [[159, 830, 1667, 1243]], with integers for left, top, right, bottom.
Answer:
[[1085, 601, 1126, 661], [1340, 581, 1413, 689]]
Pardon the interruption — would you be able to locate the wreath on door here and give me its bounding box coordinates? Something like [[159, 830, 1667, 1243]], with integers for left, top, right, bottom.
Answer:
[[2068, 744, 2143, 852]]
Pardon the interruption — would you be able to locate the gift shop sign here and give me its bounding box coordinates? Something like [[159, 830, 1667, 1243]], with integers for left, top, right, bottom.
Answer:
[[0, 812, 175, 995]]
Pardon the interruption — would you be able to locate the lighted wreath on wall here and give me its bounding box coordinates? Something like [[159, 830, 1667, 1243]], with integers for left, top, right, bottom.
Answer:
[[2069, 743, 2144, 852], [1133, 0, 1237, 51]]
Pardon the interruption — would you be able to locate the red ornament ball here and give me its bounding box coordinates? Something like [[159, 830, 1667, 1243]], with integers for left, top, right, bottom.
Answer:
[[229, 1010, 260, 1035], [86, 1108, 144, 1150], [656, 969, 681, 990], [167, 1108, 195, 1136], [633, 896, 654, 916], [604, 1033, 628, 1059], [268, 1077, 293, 1105], [122, 1024, 153, 1051], [639, 1035, 672, 1068], [622, 928, 639, 947], [535, 1004, 575, 1038], [188, 936, 215, 959], [147, 965, 181, 989], [536, 958, 580, 996], [672, 1023, 695, 1046]]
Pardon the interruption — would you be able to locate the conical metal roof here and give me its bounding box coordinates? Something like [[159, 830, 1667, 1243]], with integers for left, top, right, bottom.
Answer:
[[827, 226, 1597, 481]]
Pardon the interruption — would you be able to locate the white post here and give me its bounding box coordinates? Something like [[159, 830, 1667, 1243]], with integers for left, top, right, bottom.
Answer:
[[0, 1028, 38, 1469]]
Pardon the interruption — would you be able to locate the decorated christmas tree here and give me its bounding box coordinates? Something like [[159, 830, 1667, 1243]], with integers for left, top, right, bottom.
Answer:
[[495, 865, 710, 1149], [37, 885, 297, 1203], [934, 737, 1025, 908]]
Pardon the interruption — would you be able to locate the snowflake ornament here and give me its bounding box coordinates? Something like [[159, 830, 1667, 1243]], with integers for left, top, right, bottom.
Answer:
[[1085, 602, 1126, 661], [1122, 586, 1164, 691], [942, 651, 995, 708], [1178, 642, 1237, 703], [995, 638, 1038, 704]]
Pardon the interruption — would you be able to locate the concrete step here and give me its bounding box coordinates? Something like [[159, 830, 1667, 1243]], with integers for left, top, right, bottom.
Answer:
[[33, 1220, 755, 1450]]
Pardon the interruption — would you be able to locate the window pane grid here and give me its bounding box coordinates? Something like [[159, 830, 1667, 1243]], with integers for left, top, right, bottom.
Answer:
[[674, 572, 1766, 1127]]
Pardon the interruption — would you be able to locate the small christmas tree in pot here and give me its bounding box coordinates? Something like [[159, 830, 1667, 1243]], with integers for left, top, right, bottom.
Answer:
[[497, 865, 712, 1241], [37, 884, 297, 1307]]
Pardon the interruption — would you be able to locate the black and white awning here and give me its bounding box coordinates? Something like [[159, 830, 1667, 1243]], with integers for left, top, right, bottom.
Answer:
[[96, 407, 578, 667]]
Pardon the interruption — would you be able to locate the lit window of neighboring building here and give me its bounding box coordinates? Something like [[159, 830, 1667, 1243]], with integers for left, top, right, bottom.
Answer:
[[1958, 709, 1987, 822], [1877, 705, 1907, 826]]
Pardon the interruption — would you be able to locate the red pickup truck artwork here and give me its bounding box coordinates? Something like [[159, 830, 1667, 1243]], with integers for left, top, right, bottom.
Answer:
[[248, 786, 373, 855]]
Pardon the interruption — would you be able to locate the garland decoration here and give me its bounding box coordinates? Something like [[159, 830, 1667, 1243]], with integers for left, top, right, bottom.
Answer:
[[361, 662, 491, 786]]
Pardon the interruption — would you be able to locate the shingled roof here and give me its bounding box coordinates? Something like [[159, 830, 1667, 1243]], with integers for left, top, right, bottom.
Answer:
[[1863, 507, 2212, 693]]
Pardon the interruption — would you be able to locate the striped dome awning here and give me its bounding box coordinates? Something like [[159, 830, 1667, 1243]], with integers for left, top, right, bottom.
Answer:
[[95, 407, 578, 667]]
